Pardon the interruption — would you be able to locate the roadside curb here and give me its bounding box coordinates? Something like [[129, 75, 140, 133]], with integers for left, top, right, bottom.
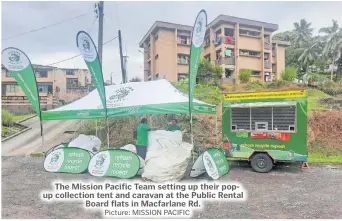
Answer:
[[2, 127, 32, 142], [16, 114, 37, 124]]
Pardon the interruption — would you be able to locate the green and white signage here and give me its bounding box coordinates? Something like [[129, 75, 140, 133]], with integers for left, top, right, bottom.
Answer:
[[203, 148, 229, 179], [76, 31, 107, 110], [1, 47, 41, 117], [188, 10, 207, 112], [44, 147, 91, 174], [88, 149, 140, 179]]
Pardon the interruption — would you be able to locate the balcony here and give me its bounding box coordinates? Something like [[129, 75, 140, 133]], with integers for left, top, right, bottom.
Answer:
[[213, 36, 235, 46], [264, 42, 271, 50], [264, 61, 272, 69], [145, 70, 151, 77], [215, 57, 235, 65]]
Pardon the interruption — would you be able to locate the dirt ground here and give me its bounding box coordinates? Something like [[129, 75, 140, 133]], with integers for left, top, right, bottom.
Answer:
[[2, 156, 342, 219]]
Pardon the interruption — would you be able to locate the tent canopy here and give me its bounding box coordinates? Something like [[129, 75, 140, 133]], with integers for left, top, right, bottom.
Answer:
[[42, 79, 216, 120]]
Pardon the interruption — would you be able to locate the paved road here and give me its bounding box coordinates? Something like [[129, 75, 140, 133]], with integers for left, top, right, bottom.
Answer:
[[1, 117, 80, 156], [1, 157, 342, 219]]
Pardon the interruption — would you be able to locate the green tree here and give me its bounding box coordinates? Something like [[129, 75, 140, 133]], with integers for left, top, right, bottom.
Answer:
[[197, 58, 223, 85], [320, 20, 342, 80], [292, 19, 314, 47], [296, 39, 320, 80], [239, 69, 252, 83], [273, 31, 293, 41], [281, 67, 297, 81]]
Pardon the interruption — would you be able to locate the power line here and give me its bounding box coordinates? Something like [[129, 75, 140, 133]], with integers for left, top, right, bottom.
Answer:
[[2, 12, 90, 41], [46, 35, 118, 66]]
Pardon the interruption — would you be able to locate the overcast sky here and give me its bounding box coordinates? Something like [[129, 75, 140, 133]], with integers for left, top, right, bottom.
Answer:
[[2, 1, 342, 83]]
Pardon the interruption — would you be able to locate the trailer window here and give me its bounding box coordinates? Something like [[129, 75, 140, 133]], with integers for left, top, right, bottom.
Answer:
[[273, 106, 296, 131], [231, 107, 250, 131], [230, 105, 296, 132], [251, 107, 272, 130]]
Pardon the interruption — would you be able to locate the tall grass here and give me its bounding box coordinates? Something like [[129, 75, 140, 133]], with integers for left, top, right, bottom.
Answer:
[[2, 110, 14, 126]]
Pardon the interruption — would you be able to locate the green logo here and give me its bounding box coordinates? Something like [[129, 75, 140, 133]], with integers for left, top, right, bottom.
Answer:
[[9, 51, 20, 64], [82, 39, 91, 52], [109, 86, 134, 103]]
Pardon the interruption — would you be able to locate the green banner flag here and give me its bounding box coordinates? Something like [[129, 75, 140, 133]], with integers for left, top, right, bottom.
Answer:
[[1, 47, 41, 118], [188, 10, 207, 112], [76, 31, 107, 110]]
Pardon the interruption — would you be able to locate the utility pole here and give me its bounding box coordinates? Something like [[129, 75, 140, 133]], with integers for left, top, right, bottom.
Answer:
[[123, 54, 129, 81], [110, 72, 113, 85], [97, 1, 104, 64], [118, 30, 126, 83]]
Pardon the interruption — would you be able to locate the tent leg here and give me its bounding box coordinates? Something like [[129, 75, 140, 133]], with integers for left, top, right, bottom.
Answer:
[[41, 124, 45, 152], [215, 113, 218, 146], [106, 118, 110, 149], [95, 119, 98, 137]]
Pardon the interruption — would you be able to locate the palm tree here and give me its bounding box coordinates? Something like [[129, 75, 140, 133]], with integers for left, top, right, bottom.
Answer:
[[293, 19, 314, 47], [320, 20, 342, 80], [296, 40, 320, 83]]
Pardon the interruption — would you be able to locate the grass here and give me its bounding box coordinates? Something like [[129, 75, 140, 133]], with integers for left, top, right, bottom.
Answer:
[[307, 88, 332, 113], [308, 153, 342, 163], [12, 114, 34, 122]]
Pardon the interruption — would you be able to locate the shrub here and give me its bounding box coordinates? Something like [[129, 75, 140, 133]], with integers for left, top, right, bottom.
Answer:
[[239, 69, 252, 83], [281, 67, 297, 82], [246, 81, 266, 90], [2, 110, 14, 126], [266, 80, 289, 89]]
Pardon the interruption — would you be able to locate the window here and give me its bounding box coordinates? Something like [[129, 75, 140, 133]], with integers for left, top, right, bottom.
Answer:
[[66, 79, 78, 88], [66, 70, 74, 75], [225, 69, 232, 79], [239, 29, 260, 37], [177, 73, 188, 81], [230, 105, 296, 132], [155, 73, 159, 79], [177, 35, 190, 45], [155, 54, 159, 59], [154, 33, 159, 40], [204, 35, 210, 46], [177, 54, 189, 64], [252, 71, 261, 76], [239, 50, 261, 57], [35, 70, 48, 78], [4, 69, 11, 77], [5, 84, 19, 92], [224, 28, 234, 37], [37, 84, 53, 93]]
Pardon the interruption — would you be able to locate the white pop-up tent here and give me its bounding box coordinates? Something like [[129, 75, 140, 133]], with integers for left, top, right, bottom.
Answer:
[[42, 79, 216, 120]]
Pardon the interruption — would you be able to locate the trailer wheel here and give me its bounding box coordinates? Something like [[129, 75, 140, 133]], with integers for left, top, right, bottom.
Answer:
[[250, 153, 273, 173]]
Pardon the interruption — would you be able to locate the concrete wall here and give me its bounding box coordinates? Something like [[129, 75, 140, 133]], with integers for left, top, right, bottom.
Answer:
[[154, 28, 177, 81], [276, 46, 286, 78]]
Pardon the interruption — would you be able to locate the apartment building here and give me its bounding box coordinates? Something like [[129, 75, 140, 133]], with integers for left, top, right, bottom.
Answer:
[[1, 64, 93, 114], [139, 14, 290, 83]]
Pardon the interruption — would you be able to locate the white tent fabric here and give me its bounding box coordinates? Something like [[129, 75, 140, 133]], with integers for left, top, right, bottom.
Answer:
[[42, 79, 216, 120]]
